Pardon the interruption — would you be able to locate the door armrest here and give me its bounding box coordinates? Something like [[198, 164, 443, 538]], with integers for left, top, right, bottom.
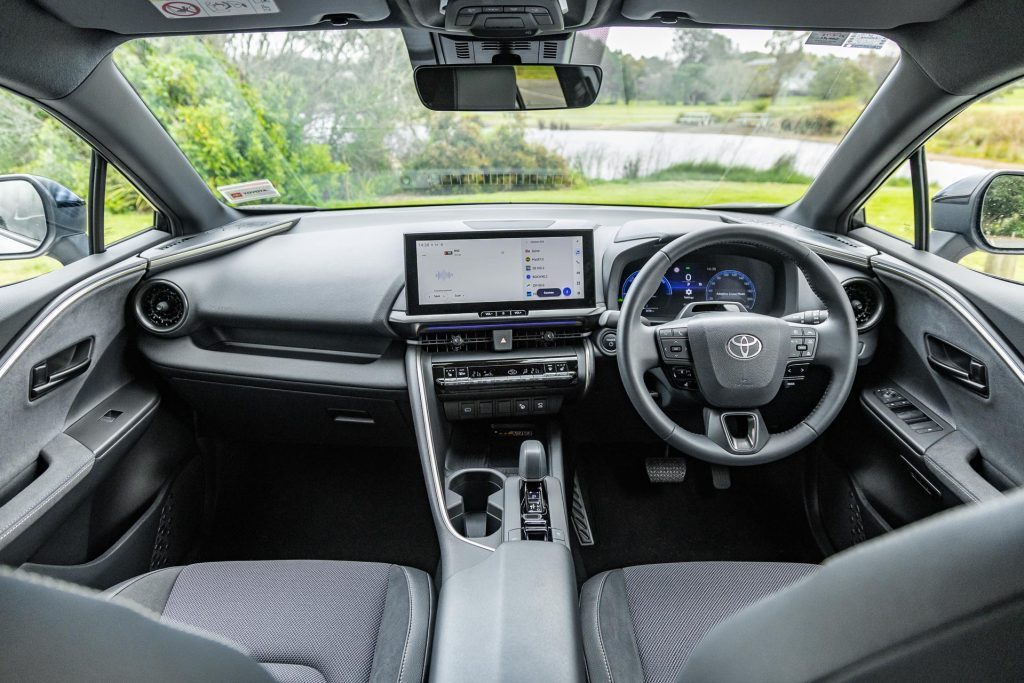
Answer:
[[0, 433, 94, 552]]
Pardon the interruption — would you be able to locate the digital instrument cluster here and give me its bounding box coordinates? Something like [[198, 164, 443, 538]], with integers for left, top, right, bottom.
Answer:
[[618, 255, 774, 320]]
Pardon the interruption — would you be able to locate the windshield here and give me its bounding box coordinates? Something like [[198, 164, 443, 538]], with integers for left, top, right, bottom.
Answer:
[[115, 28, 897, 210]]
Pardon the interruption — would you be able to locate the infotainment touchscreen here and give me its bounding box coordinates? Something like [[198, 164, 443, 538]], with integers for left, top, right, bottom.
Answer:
[[404, 230, 595, 315]]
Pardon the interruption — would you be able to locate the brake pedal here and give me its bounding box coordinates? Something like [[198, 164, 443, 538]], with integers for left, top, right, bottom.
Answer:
[[645, 451, 687, 484]]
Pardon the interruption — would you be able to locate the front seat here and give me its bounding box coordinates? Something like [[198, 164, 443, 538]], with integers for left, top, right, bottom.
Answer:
[[1, 559, 432, 683], [582, 487, 1024, 682]]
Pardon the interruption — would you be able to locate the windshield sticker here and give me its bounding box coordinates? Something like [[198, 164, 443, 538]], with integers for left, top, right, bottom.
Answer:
[[217, 179, 280, 204], [806, 31, 887, 50], [843, 33, 888, 50], [150, 0, 279, 19]]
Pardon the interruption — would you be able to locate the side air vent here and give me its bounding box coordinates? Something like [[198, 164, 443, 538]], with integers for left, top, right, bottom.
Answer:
[[154, 235, 201, 250], [542, 42, 559, 59], [843, 278, 884, 331], [821, 233, 862, 249], [454, 41, 471, 60], [134, 280, 188, 334]]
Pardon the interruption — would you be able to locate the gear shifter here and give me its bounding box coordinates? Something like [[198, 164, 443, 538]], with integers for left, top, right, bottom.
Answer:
[[518, 439, 548, 481], [518, 440, 551, 540]]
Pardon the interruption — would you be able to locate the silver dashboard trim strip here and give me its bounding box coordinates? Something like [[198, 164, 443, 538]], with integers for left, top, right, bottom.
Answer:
[[148, 219, 297, 270], [872, 256, 1024, 388], [804, 242, 872, 267], [0, 261, 147, 381], [410, 344, 495, 553]]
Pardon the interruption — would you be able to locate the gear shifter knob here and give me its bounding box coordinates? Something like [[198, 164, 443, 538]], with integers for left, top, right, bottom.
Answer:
[[518, 440, 548, 481]]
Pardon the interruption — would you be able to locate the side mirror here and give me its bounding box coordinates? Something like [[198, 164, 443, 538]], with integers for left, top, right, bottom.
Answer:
[[932, 170, 1024, 259], [978, 173, 1024, 252], [0, 175, 86, 263], [414, 64, 602, 111]]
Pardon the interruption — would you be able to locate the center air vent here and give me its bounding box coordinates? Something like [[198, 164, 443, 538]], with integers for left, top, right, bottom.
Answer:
[[843, 278, 884, 331], [419, 326, 585, 352], [135, 280, 188, 334]]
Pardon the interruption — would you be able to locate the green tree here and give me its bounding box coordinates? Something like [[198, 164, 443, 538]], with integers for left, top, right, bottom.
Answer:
[[404, 115, 571, 191], [765, 31, 807, 98], [672, 29, 733, 65], [808, 57, 874, 100]]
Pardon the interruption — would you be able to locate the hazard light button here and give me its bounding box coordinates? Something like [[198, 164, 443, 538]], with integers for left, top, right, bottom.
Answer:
[[493, 329, 513, 351]]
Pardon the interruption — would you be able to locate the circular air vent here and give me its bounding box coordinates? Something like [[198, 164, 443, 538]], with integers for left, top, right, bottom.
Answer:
[[134, 280, 188, 334], [842, 278, 884, 331]]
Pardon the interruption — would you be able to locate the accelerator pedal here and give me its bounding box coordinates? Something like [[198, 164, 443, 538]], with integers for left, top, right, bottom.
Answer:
[[646, 448, 687, 484]]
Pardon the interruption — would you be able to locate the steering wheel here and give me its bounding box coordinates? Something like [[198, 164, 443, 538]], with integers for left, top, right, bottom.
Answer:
[[617, 226, 858, 466]]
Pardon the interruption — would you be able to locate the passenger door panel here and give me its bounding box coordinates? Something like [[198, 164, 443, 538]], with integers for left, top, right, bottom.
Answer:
[[0, 236, 201, 586]]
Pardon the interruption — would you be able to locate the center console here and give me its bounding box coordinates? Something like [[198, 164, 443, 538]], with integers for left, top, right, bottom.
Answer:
[[393, 226, 598, 681]]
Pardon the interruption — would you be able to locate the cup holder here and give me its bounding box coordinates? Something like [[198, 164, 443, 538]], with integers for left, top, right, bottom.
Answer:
[[448, 470, 504, 538]]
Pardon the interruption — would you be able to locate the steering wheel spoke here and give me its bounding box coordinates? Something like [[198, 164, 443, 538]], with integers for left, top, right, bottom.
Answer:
[[631, 323, 663, 371], [703, 407, 770, 455], [804, 317, 852, 369]]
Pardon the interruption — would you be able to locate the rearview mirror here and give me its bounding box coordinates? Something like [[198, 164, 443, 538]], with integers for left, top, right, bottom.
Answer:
[[932, 170, 1024, 258], [414, 64, 602, 111]]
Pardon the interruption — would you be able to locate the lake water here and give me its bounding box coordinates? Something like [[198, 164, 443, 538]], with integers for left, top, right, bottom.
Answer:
[[525, 128, 989, 188]]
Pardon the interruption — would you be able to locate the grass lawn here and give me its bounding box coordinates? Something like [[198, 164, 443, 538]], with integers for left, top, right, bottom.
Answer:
[[328, 178, 809, 210], [0, 212, 153, 288], [861, 185, 915, 242]]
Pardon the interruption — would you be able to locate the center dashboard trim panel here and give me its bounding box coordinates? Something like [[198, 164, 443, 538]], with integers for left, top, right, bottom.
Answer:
[[408, 344, 495, 553]]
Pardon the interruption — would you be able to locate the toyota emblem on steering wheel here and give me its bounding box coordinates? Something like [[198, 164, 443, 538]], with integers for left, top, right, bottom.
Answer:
[[726, 334, 763, 360]]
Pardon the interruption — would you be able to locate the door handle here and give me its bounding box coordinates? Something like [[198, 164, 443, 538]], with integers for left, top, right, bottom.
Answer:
[[925, 334, 988, 397], [29, 337, 93, 400]]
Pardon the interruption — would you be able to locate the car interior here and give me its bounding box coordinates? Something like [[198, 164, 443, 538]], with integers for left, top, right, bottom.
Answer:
[[2, 0, 1024, 681]]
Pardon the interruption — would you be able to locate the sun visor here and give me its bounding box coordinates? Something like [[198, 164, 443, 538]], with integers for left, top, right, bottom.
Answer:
[[34, 0, 391, 34], [619, 0, 965, 29]]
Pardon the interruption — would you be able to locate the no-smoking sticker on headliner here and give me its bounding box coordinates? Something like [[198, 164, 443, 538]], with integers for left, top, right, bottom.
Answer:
[[151, 0, 279, 19]]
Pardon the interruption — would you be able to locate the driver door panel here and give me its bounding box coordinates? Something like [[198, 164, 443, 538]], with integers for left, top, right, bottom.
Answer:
[[828, 263, 1023, 543]]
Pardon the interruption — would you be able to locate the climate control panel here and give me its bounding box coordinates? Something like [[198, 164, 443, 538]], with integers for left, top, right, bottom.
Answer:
[[433, 357, 579, 393]]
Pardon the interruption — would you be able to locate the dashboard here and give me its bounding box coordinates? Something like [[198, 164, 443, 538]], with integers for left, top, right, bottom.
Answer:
[[619, 253, 776, 321], [127, 205, 883, 398]]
